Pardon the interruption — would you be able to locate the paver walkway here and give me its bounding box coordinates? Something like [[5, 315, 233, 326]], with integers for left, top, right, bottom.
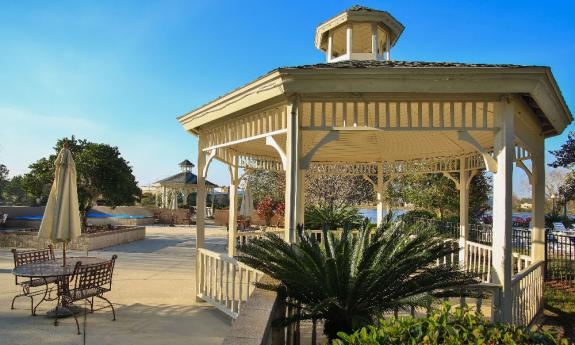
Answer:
[[0, 225, 231, 345]]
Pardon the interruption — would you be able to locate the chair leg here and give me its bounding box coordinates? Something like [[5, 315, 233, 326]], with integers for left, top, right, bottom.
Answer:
[[91, 297, 94, 313], [96, 295, 116, 321], [11, 293, 34, 315]]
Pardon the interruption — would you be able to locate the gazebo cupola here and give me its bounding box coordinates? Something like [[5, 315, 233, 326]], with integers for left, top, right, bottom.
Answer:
[[315, 5, 404, 62], [179, 159, 195, 172]]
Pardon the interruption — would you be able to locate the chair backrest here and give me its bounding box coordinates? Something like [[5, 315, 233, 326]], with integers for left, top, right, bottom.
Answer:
[[72, 255, 118, 293], [12, 245, 55, 285], [12, 245, 55, 268]]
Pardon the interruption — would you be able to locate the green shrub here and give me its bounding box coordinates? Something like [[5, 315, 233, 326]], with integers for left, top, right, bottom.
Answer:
[[334, 303, 566, 345], [304, 205, 364, 230]]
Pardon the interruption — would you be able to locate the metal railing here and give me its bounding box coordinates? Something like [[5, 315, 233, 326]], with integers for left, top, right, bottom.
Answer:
[[196, 248, 262, 318], [545, 230, 575, 284]]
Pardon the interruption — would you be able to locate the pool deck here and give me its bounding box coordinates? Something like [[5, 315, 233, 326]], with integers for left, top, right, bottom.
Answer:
[[0, 225, 232, 345]]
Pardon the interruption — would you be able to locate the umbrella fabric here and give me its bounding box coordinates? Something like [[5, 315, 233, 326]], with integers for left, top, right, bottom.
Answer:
[[38, 148, 81, 242], [239, 182, 253, 218]]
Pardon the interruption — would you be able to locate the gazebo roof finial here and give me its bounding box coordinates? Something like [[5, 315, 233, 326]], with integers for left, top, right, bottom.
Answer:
[[315, 5, 404, 63]]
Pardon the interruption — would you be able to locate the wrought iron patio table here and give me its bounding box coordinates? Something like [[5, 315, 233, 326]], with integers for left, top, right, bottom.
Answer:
[[12, 257, 106, 317]]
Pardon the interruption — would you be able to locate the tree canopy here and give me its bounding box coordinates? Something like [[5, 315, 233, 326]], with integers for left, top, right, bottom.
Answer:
[[388, 172, 491, 221], [0, 164, 8, 203], [549, 131, 575, 204], [21, 137, 141, 209]]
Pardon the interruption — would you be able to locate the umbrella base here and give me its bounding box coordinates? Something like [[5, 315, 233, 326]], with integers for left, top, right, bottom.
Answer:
[[46, 305, 86, 318]]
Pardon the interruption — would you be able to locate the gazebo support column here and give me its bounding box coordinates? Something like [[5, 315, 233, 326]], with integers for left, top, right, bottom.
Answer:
[[492, 99, 515, 323], [459, 157, 469, 265], [531, 138, 546, 261], [228, 159, 239, 257], [196, 137, 207, 250], [284, 99, 303, 243]]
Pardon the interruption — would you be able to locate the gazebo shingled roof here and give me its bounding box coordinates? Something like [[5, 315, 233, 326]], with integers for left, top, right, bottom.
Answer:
[[155, 171, 217, 187]]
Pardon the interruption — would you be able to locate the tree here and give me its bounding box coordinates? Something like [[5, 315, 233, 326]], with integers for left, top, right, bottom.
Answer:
[[2, 175, 32, 205], [245, 170, 285, 205], [236, 217, 479, 340], [390, 172, 491, 221], [549, 131, 575, 169], [305, 174, 375, 209], [0, 164, 8, 202], [22, 136, 141, 211], [549, 131, 575, 213]]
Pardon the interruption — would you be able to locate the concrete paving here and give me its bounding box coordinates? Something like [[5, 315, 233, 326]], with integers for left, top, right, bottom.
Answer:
[[0, 225, 232, 345]]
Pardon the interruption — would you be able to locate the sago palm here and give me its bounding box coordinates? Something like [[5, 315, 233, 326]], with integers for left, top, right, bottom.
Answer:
[[235, 215, 480, 340]]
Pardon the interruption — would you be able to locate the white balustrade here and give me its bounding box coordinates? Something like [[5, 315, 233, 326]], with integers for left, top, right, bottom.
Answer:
[[511, 260, 544, 326], [466, 241, 493, 283], [196, 248, 263, 318]]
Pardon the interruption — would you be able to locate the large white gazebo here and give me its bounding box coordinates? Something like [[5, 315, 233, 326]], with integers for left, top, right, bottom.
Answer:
[[178, 6, 572, 323]]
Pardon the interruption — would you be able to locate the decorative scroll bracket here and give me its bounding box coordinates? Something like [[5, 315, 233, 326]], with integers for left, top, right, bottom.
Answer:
[[443, 172, 461, 190], [457, 131, 498, 173], [516, 159, 533, 185], [300, 131, 339, 169], [202, 149, 217, 178], [265, 135, 287, 170]]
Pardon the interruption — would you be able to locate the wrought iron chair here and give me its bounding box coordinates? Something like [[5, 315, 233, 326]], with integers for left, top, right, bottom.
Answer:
[[11, 245, 57, 315], [55, 255, 118, 334]]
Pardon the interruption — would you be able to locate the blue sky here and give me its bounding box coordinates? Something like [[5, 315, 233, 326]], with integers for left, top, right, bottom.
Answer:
[[0, 0, 573, 196]]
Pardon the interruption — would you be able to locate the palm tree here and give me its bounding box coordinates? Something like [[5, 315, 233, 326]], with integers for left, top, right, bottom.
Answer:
[[236, 215, 480, 341]]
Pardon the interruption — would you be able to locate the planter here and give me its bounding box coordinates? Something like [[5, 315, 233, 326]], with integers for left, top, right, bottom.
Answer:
[[0, 226, 145, 251]]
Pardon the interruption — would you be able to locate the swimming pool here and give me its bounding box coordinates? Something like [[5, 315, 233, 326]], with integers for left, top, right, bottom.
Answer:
[[14, 213, 151, 220]]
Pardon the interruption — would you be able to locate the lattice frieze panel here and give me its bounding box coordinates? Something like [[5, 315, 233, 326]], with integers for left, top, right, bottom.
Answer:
[[203, 105, 287, 148], [300, 100, 496, 131], [213, 147, 283, 172], [308, 154, 486, 176]]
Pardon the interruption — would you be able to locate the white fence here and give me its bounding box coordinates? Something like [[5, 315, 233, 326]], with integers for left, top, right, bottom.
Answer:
[[511, 260, 545, 326], [196, 248, 263, 318]]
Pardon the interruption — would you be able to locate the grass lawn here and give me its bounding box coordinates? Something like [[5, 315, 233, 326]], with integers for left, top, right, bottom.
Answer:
[[542, 282, 575, 343]]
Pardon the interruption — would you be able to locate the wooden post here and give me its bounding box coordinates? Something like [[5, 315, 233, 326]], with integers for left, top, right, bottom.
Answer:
[[459, 157, 469, 266], [492, 98, 515, 323], [196, 134, 207, 250], [327, 31, 333, 63], [376, 163, 385, 226], [371, 23, 378, 59], [228, 158, 239, 257], [284, 98, 302, 243], [531, 137, 546, 261], [346, 23, 352, 58]]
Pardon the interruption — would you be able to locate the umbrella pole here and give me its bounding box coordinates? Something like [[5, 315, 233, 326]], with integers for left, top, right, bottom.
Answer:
[[63, 242, 66, 267]]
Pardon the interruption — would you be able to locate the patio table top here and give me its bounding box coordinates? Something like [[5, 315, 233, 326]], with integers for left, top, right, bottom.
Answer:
[[12, 256, 106, 278]]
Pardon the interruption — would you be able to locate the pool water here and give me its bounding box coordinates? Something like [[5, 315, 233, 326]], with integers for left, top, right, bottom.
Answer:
[[14, 213, 151, 220]]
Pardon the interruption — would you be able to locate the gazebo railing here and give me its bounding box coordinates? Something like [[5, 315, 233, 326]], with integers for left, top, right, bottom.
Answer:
[[511, 260, 545, 326], [196, 248, 263, 319]]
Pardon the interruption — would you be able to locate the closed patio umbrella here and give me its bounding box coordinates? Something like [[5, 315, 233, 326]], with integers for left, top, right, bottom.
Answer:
[[38, 144, 81, 266], [239, 182, 253, 218]]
